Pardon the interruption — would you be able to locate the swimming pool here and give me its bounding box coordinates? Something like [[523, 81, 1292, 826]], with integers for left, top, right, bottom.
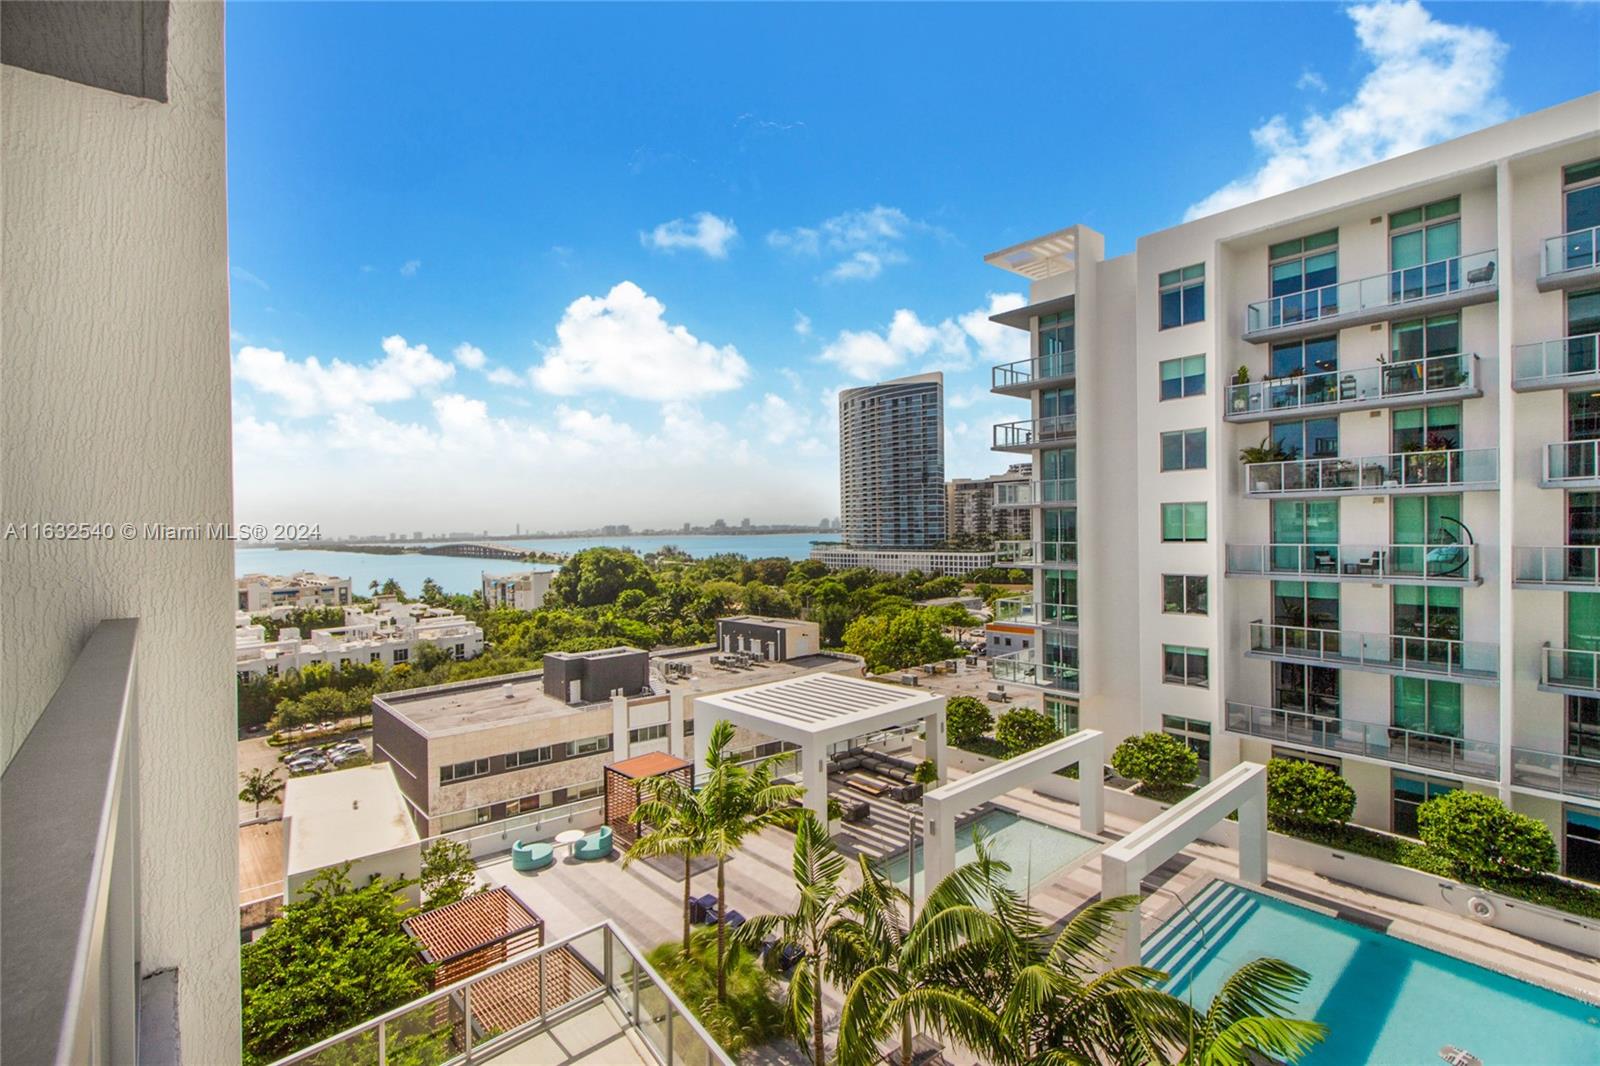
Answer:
[[879, 807, 1100, 897], [1144, 880, 1600, 1065]]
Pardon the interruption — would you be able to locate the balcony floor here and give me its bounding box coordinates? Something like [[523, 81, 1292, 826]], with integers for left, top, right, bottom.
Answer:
[[1224, 566, 1481, 588], [481, 1000, 655, 1065], [1538, 262, 1600, 293], [1224, 382, 1482, 423], [1243, 647, 1498, 686]]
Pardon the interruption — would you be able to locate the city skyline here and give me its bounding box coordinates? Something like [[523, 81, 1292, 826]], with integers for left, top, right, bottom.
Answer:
[[225, 2, 1595, 536]]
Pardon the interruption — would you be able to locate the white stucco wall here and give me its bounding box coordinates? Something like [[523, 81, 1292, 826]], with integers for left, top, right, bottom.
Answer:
[[1, 4, 238, 1060]]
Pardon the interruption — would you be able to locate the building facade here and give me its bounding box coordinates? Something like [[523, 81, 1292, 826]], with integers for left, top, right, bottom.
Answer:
[[236, 599, 485, 680], [985, 95, 1600, 880], [839, 372, 946, 549], [237, 571, 353, 615], [807, 545, 997, 577], [481, 569, 555, 612], [947, 464, 1033, 542]]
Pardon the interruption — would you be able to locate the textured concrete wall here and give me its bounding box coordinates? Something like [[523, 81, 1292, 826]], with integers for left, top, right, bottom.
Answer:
[[1, 3, 237, 1060]]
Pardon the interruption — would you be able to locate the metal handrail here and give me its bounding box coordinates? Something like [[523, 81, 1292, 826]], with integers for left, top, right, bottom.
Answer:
[[993, 540, 1036, 564], [1513, 333, 1600, 387], [1247, 621, 1497, 680], [1543, 225, 1599, 277], [1509, 747, 1600, 799], [1225, 352, 1477, 417], [1245, 248, 1498, 333], [1224, 542, 1479, 582], [992, 478, 1078, 508], [1542, 439, 1600, 483], [2, 620, 141, 1066], [1242, 447, 1497, 496], [269, 920, 734, 1066], [989, 646, 1080, 693], [1512, 545, 1600, 587], [1222, 701, 1498, 780], [993, 414, 1077, 449], [1540, 643, 1600, 693], [992, 351, 1076, 389]]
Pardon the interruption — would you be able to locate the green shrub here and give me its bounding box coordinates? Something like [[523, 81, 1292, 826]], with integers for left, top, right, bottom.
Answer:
[[1417, 790, 1558, 881], [646, 933, 786, 1056], [1266, 758, 1356, 829], [994, 707, 1062, 757], [1110, 732, 1198, 790], [945, 696, 993, 747]]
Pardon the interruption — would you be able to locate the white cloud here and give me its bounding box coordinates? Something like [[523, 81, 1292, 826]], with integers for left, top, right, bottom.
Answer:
[[484, 366, 524, 387], [816, 292, 1026, 381], [641, 212, 739, 258], [452, 343, 487, 370], [768, 205, 929, 282], [1185, 0, 1508, 221], [400, 259, 422, 277], [230, 266, 270, 291], [234, 335, 456, 418], [743, 393, 828, 456], [793, 311, 812, 337], [531, 281, 750, 400], [1296, 69, 1328, 93]]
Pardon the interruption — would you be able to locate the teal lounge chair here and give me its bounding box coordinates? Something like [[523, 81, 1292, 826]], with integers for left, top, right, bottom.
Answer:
[[512, 839, 554, 872], [573, 825, 613, 861]]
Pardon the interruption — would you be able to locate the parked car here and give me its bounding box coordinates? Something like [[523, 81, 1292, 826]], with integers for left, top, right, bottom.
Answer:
[[285, 760, 322, 775]]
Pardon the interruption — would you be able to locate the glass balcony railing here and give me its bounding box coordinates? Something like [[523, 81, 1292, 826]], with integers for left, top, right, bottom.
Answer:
[[1512, 545, 1600, 588], [1225, 542, 1479, 583], [1242, 447, 1497, 497], [993, 539, 1035, 564], [1225, 352, 1478, 420], [992, 351, 1076, 390], [1541, 439, 1600, 485], [992, 596, 1036, 624], [1540, 644, 1600, 695], [1245, 250, 1498, 335], [993, 414, 1076, 450], [1510, 747, 1600, 799], [1247, 621, 1497, 682], [1512, 334, 1600, 390], [1542, 226, 1600, 279], [1224, 702, 1498, 780], [993, 481, 1035, 508], [989, 646, 1080, 694], [992, 478, 1077, 508]]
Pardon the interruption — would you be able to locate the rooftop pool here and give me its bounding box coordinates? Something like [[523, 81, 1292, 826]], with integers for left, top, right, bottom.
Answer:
[[881, 807, 1099, 897], [1145, 880, 1600, 1065]]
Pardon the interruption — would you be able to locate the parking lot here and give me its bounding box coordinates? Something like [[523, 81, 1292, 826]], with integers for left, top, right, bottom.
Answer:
[[236, 728, 371, 824]]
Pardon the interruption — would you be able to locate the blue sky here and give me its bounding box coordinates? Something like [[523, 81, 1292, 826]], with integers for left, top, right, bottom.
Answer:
[[226, 1, 1598, 536]]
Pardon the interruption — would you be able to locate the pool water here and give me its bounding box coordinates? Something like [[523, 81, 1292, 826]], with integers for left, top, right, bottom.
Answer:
[[1144, 880, 1600, 1065], [879, 807, 1100, 897]]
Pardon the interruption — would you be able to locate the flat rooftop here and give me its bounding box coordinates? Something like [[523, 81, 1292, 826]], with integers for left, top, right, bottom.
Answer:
[[695, 671, 942, 739], [283, 763, 419, 877], [378, 648, 859, 738], [718, 615, 816, 630]]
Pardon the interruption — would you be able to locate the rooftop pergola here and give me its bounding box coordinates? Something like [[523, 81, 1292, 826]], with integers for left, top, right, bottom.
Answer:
[[603, 751, 694, 846], [692, 673, 947, 829]]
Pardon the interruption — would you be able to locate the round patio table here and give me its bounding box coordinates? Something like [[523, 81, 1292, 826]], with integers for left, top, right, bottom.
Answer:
[[554, 828, 586, 854]]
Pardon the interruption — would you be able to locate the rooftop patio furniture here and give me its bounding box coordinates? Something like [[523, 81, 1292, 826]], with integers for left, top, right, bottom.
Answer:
[[510, 839, 554, 872], [690, 893, 718, 924], [573, 825, 613, 861], [986, 690, 1011, 702], [841, 800, 870, 823], [846, 775, 889, 797], [723, 910, 746, 929]]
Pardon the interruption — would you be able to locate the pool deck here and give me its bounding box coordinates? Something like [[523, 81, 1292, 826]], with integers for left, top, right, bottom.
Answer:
[[481, 764, 1600, 1065]]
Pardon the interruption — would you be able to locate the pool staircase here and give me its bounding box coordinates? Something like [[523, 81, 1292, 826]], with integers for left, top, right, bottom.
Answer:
[[1142, 882, 1262, 991]]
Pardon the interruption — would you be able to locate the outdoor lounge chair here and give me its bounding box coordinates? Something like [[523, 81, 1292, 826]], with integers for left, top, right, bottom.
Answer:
[[690, 894, 718, 923], [573, 825, 613, 861], [511, 839, 554, 872], [724, 910, 746, 929]]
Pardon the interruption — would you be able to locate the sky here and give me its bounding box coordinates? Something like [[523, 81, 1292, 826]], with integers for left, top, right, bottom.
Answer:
[[226, 1, 1599, 537]]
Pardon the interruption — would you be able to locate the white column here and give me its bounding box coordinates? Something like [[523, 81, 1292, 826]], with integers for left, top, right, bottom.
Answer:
[[922, 709, 946, 783], [1100, 855, 1139, 968], [1494, 158, 1516, 804], [921, 794, 957, 889], [610, 694, 630, 758], [692, 716, 712, 790], [1237, 790, 1268, 885], [1079, 736, 1105, 836], [802, 746, 829, 829]]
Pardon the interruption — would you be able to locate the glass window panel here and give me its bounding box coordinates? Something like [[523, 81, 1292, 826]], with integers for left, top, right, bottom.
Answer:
[[1269, 238, 1303, 260], [1305, 229, 1338, 251], [1272, 501, 1306, 544], [1272, 421, 1306, 458], [1569, 592, 1600, 649], [1272, 260, 1304, 297], [1304, 252, 1337, 289], [1185, 429, 1207, 469], [1392, 320, 1425, 362], [1159, 268, 1181, 287], [1160, 289, 1182, 330], [1391, 229, 1424, 270], [1390, 207, 1424, 230], [1393, 677, 1428, 731], [1190, 576, 1208, 614], [1186, 502, 1207, 539], [1304, 336, 1338, 372], [1305, 500, 1339, 544], [1183, 263, 1205, 281], [1182, 281, 1205, 324], [1425, 220, 1460, 261], [1161, 432, 1184, 471], [1163, 575, 1184, 613], [1569, 290, 1600, 336], [1570, 390, 1600, 441], [1162, 504, 1184, 541], [1424, 314, 1460, 358], [1565, 159, 1600, 186], [1183, 355, 1206, 394], [1305, 418, 1338, 459], [1569, 184, 1600, 233], [1425, 197, 1460, 221]]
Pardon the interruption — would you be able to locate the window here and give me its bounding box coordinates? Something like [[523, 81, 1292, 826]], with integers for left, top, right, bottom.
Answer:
[[1391, 771, 1458, 837], [440, 758, 490, 785], [1271, 747, 1341, 773], [1392, 494, 1466, 577], [505, 794, 541, 816], [1162, 575, 1208, 615], [1269, 334, 1338, 389], [1270, 417, 1338, 461], [1271, 499, 1338, 572], [629, 723, 669, 744], [1040, 386, 1075, 419], [1392, 676, 1462, 738], [1392, 586, 1461, 667], [370, 652, 381, 663], [1391, 313, 1460, 362], [1390, 196, 1461, 300], [505, 746, 553, 769], [1039, 310, 1074, 378], [454, 643, 465, 658], [567, 734, 613, 758], [1043, 629, 1079, 690], [1272, 580, 1339, 630], [1160, 429, 1207, 471], [393, 647, 408, 663], [1161, 715, 1211, 781], [1569, 697, 1600, 761], [1566, 807, 1600, 882], [1045, 695, 1079, 735], [1162, 644, 1209, 688], [1161, 502, 1207, 542], [1564, 158, 1600, 234], [1275, 662, 1340, 718], [1391, 403, 1461, 453], [1042, 507, 1077, 564], [1269, 229, 1338, 299], [1159, 264, 1206, 328], [1159, 355, 1206, 400], [1043, 568, 1077, 624], [683, 718, 695, 736]]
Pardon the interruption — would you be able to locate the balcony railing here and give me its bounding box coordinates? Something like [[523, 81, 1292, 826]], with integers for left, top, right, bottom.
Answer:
[[1247, 621, 1497, 683], [1224, 701, 1498, 780], [1224, 352, 1479, 421], [1244, 249, 1498, 338], [992, 351, 1076, 392], [989, 646, 1080, 694], [1224, 542, 1479, 584], [1539, 644, 1600, 696], [1512, 334, 1600, 391], [1512, 546, 1600, 589], [1242, 447, 1497, 498], [270, 921, 733, 1066], [1541, 226, 1600, 284], [992, 478, 1077, 508], [3, 620, 142, 1066], [992, 596, 1036, 624], [1541, 439, 1600, 487], [993, 539, 1035, 565], [1510, 747, 1600, 800], [993, 414, 1076, 451]]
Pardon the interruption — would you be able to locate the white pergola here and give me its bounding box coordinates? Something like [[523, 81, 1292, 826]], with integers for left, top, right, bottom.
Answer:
[[692, 673, 947, 829]]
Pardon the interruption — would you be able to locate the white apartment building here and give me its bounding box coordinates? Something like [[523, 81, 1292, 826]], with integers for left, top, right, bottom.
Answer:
[[807, 544, 997, 577], [481, 569, 554, 612], [237, 571, 353, 615], [986, 95, 1600, 881], [236, 599, 485, 680]]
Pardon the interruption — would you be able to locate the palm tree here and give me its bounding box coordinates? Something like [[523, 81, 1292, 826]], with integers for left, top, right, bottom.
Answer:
[[732, 813, 851, 1065], [1163, 958, 1326, 1066], [697, 719, 804, 1001], [238, 767, 284, 818], [624, 770, 710, 954]]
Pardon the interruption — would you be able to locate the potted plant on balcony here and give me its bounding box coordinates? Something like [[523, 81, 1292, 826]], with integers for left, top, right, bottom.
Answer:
[[1230, 365, 1252, 413], [1401, 432, 1454, 484], [1239, 437, 1295, 492]]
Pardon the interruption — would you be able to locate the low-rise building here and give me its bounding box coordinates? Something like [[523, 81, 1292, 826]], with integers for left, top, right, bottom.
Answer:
[[235, 599, 484, 680], [808, 545, 996, 577], [237, 571, 353, 616], [481, 569, 555, 612], [372, 640, 861, 834], [282, 762, 422, 905], [715, 616, 820, 660]]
